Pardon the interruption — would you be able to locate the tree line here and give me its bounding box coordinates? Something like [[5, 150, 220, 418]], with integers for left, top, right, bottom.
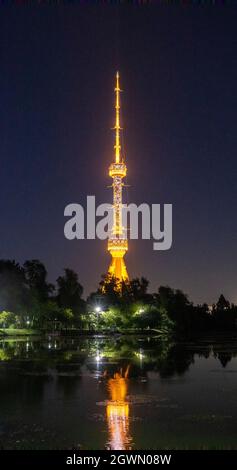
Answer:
[[0, 259, 236, 335]]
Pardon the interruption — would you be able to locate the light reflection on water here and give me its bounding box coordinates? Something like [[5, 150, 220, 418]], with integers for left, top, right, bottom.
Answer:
[[0, 335, 237, 449], [106, 366, 132, 450]]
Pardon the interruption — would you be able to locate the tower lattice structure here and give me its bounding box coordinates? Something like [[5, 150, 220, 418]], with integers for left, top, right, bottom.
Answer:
[[107, 72, 129, 282]]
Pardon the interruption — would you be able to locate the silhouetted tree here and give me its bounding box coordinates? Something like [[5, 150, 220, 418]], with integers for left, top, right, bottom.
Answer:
[[0, 260, 29, 319], [97, 273, 121, 305], [57, 269, 85, 323], [212, 294, 237, 330], [216, 294, 230, 311], [24, 259, 54, 302]]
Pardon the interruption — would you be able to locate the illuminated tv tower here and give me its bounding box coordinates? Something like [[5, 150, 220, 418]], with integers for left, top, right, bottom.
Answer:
[[107, 72, 129, 282]]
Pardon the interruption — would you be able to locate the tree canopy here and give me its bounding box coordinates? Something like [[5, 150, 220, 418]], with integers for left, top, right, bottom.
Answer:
[[0, 259, 236, 335]]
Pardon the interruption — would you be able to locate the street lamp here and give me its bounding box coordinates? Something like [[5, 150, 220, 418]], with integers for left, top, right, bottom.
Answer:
[[95, 306, 101, 330], [95, 352, 101, 363]]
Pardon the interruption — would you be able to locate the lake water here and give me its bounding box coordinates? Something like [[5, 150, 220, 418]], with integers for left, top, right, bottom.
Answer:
[[0, 334, 237, 450]]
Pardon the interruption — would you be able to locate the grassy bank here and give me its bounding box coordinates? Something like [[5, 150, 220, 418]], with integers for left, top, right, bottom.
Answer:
[[0, 328, 41, 337], [0, 327, 171, 338]]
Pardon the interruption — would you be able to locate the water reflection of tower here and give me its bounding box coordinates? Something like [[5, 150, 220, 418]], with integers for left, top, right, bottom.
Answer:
[[106, 366, 133, 450]]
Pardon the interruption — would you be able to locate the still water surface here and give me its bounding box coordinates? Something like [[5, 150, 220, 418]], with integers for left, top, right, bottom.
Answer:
[[0, 335, 237, 449]]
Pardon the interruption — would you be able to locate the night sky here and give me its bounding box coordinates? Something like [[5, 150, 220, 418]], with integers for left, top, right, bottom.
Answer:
[[1, 5, 237, 303]]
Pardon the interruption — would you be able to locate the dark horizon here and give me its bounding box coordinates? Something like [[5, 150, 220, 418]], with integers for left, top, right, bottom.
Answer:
[[1, 6, 237, 304]]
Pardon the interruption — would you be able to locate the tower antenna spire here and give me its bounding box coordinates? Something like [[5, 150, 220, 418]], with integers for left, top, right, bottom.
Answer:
[[115, 70, 121, 163]]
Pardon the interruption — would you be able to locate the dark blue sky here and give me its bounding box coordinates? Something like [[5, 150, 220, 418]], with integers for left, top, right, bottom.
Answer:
[[1, 5, 237, 303]]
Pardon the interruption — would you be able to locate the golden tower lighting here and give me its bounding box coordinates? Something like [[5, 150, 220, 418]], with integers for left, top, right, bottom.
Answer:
[[107, 72, 129, 282]]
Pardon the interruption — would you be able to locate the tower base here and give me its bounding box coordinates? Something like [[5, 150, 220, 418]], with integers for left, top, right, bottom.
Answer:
[[108, 257, 129, 282]]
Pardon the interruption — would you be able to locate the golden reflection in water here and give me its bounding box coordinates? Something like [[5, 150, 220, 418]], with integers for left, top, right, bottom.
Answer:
[[106, 365, 132, 450]]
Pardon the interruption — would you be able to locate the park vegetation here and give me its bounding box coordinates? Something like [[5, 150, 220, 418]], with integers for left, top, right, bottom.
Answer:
[[0, 259, 237, 337]]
